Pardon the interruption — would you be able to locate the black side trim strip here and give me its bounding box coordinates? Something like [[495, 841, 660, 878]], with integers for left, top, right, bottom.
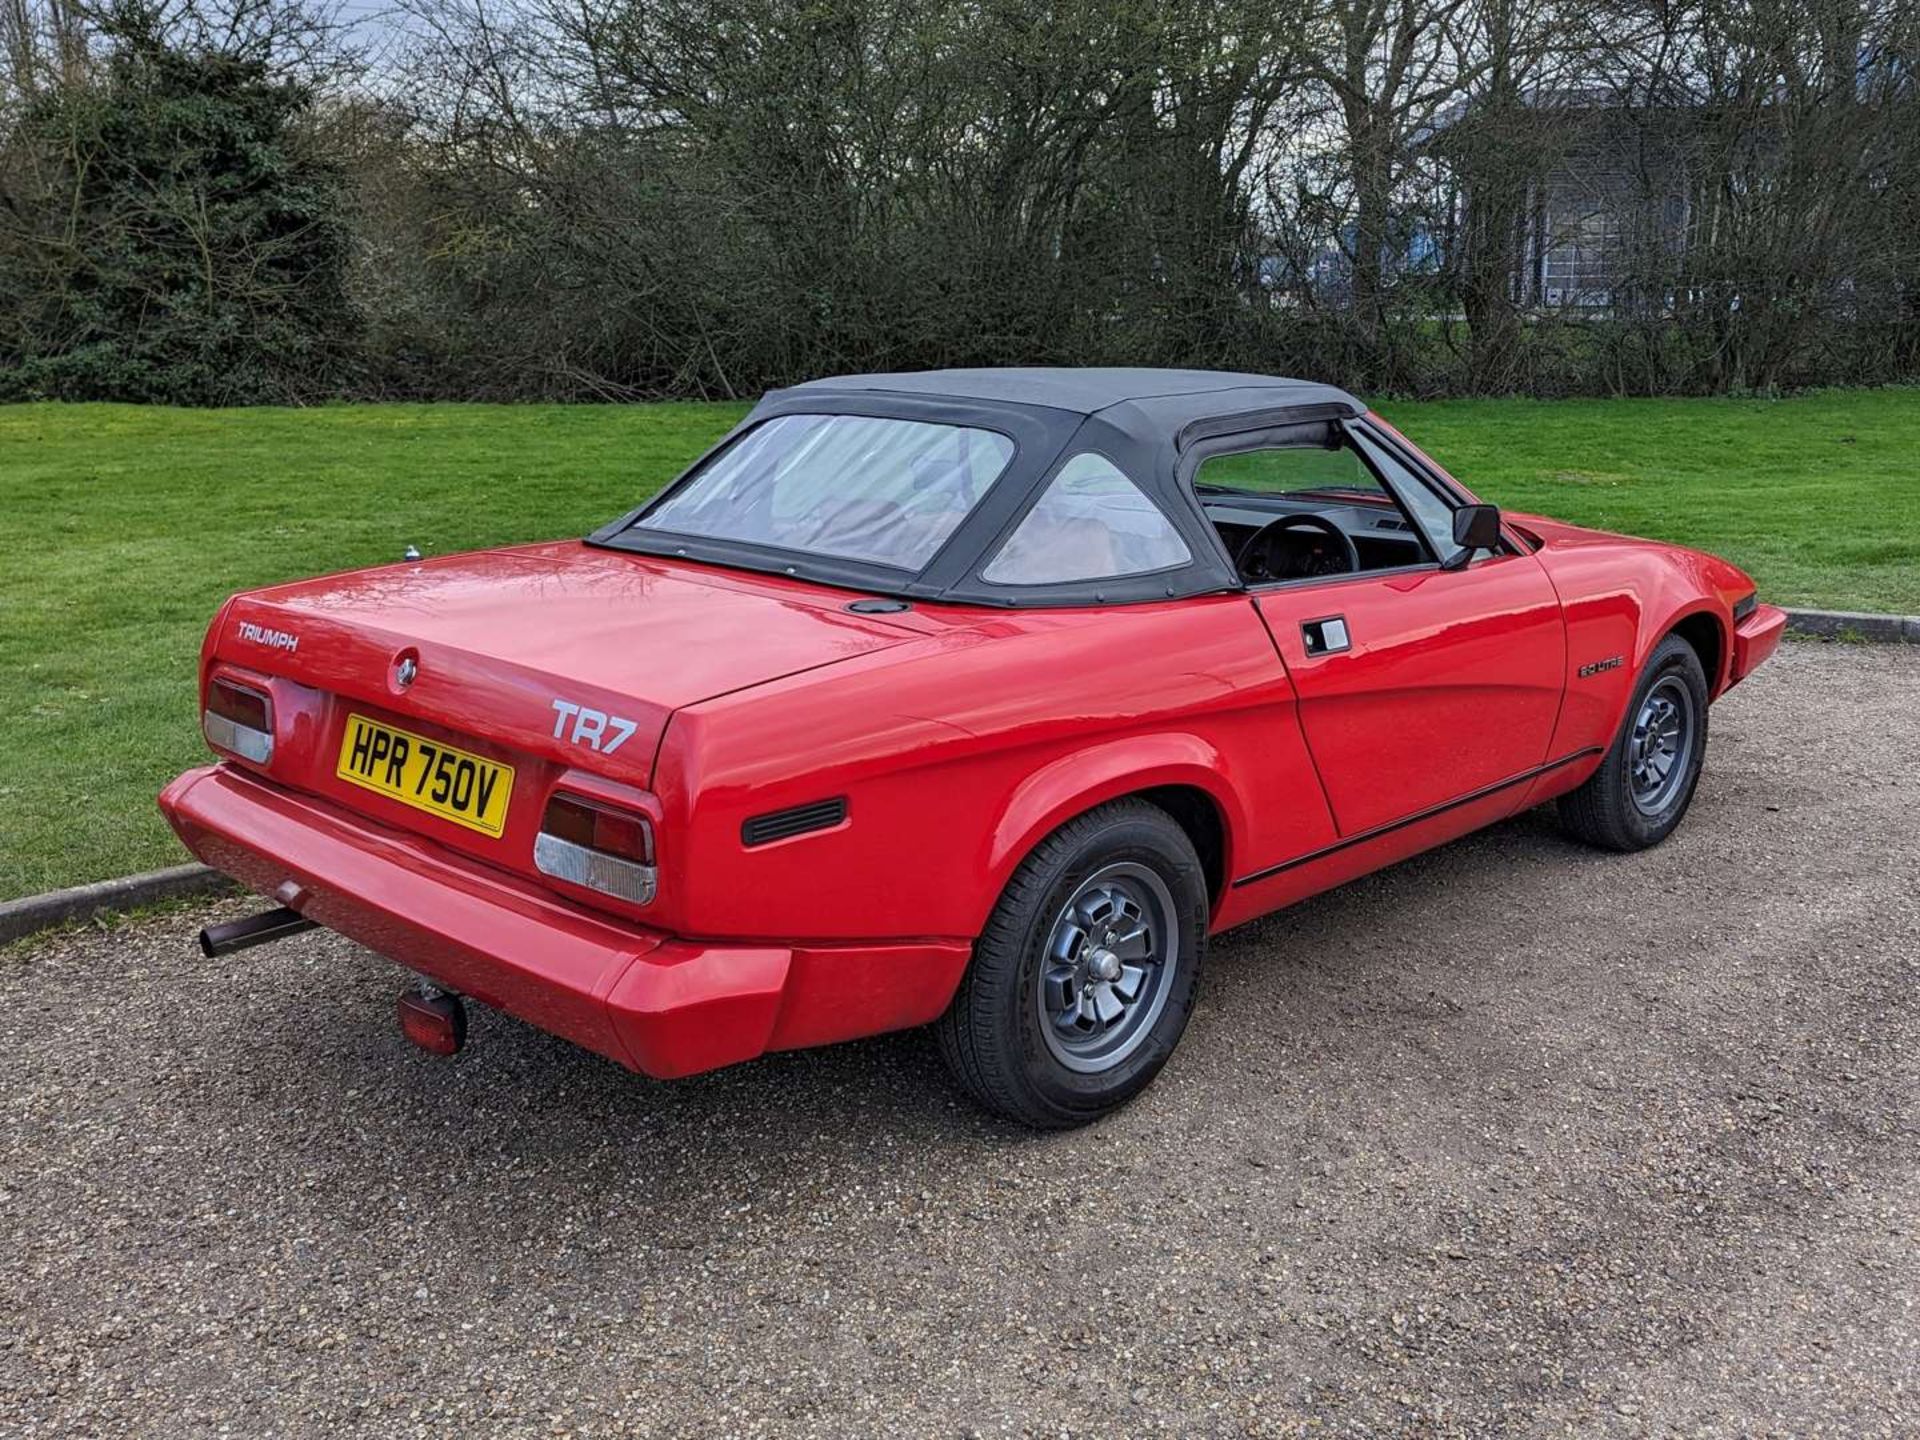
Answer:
[[742, 797, 848, 847], [1231, 747, 1604, 889]]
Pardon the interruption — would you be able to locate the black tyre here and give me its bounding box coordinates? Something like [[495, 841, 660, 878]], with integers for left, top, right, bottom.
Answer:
[[1559, 632, 1711, 851], [935, 798, 1208, 1128]]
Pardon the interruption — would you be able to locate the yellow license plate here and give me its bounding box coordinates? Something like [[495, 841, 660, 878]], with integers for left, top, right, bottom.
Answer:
[[336, 714, 514, 837]]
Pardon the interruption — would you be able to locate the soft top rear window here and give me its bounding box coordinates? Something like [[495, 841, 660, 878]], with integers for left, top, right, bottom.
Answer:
[[635, 413, 1015, 572]]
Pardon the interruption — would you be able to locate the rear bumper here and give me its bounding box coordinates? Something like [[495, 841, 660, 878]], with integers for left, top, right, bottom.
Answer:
[[159, 765, 969, 1079], [1728, 602, 1787, 689]]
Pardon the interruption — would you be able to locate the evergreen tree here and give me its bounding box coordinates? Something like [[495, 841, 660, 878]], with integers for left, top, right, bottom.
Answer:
[[0, 3, 353, 403]]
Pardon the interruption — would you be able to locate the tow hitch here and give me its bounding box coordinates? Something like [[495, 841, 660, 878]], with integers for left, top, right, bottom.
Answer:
[[397, 982, 467, 1056]]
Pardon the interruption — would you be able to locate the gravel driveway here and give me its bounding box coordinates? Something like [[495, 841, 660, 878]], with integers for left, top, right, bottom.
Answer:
[[3, 640, 1915, 1438]]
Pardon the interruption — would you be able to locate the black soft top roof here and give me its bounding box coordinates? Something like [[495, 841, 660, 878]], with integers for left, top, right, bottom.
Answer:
[[591, 367, 1372, 607], [788, 367, 1363, 425]]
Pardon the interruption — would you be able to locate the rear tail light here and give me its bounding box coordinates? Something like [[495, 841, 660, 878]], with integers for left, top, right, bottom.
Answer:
[[203, 678, 273, 763], [534, 793, 657, 905]]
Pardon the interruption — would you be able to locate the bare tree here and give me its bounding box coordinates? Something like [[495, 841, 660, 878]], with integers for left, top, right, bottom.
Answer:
[[6, 0, 1918, 400], [1293, 0, 1478, 385]]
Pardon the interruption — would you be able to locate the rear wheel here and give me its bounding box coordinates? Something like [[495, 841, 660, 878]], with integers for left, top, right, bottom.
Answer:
[[935, 799, 1207, 1128], [1559, 633, 1710, 851]]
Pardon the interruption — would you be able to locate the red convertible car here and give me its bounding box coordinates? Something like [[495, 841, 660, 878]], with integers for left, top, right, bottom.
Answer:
[[161, 369, 1785, 1126]]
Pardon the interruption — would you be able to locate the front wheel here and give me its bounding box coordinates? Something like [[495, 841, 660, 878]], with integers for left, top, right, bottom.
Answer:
[[935, 799, 1208, 1128], [1559, 633, 1711, 851]]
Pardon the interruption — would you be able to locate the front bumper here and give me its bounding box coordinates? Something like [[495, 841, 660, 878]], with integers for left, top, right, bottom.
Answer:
[[1728, 602, 1787, 689], [160, 765, 968, 1079]]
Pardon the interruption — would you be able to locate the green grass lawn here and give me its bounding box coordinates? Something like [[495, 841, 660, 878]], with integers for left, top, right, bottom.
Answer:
[[3, 389, 1916, 898], [1376, 390, 1920, 615]]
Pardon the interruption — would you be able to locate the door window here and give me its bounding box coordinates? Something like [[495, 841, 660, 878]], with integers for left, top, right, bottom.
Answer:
[[1350, 429, 1468, 564], [1192, 438, 1434, 584], [1194, 443, 1381, 497]]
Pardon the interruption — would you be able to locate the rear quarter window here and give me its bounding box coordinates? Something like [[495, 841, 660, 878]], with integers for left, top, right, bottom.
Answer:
[[982, 453, 1192, 585]]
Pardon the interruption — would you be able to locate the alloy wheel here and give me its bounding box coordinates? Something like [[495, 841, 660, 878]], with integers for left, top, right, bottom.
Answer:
[[1629, 675, 1696, 815], [1037, 862, 1179, 1074]]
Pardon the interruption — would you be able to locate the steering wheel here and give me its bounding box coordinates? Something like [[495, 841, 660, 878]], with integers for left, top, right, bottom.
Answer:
[[1235, 514, 1360, 583]]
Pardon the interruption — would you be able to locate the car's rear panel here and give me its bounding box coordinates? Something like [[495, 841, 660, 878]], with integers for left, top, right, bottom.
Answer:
[[198, 542, 925, 899]]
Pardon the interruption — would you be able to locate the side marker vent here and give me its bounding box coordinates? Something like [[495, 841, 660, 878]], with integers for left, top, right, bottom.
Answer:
[[742, 797, 848, 847]]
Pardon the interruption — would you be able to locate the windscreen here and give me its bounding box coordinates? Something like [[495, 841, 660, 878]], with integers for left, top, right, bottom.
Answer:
[[635, 413, 1015, 571]]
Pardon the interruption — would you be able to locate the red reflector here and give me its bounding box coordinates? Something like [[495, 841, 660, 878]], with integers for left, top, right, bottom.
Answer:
[[397, 988, 466, 1056], [208, 678, 270, 731], [591, 807, 650, 860], [541, 793, 653, 863]]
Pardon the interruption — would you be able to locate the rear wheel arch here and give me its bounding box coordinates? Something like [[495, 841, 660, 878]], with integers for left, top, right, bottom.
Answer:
[[982, 742, 1243, 931], [1136, 784, 1227, 908]]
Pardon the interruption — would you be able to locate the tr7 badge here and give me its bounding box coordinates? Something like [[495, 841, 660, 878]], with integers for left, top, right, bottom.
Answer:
[[550, 698, 639, 754]]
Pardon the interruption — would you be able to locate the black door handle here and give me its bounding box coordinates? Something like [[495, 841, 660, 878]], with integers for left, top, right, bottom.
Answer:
[[1301, 616, 1351, 656]]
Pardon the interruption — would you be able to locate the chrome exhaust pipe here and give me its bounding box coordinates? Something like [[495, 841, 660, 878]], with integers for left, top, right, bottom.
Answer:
[[198, 906, 318, 958]]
